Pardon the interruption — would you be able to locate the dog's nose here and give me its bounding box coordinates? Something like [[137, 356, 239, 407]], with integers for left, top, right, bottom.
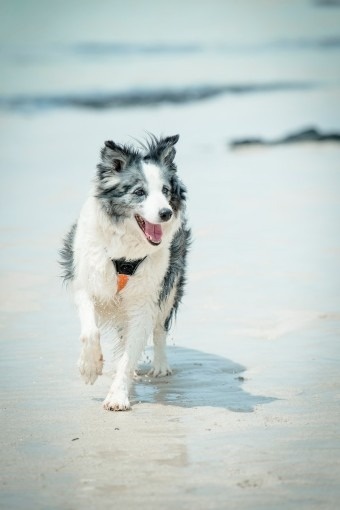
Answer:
[[159, 208, 173, 222]]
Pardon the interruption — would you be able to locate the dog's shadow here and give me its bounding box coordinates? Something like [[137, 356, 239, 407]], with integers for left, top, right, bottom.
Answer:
[[131, 346, 276, 412]]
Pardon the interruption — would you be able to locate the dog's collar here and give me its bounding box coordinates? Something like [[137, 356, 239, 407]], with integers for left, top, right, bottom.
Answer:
[[112, 257, 146, 292]]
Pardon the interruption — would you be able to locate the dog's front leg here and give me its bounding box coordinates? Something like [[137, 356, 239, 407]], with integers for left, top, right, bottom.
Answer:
[[75, 290, 103, 385], [103, 304, 153, 411]]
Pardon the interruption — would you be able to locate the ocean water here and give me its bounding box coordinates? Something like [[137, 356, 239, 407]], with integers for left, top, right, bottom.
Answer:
[[1, 0, 340, 339], [1, 0, 340, 104]]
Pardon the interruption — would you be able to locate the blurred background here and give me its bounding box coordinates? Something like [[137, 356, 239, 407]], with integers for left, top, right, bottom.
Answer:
[[1, 0, 340, 507], [0, 0, 340, 334], [1, 0, 339, 352]]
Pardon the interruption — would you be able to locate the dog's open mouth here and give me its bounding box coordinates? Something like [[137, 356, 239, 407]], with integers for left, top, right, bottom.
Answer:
[[135, 215, 163, 245]]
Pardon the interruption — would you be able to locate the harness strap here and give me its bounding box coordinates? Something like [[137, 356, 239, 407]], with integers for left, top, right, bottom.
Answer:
[[112, 257, 146, 292]]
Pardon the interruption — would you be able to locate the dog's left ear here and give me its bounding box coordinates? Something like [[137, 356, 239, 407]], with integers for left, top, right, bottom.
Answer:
[[157, 134, 180, 166]]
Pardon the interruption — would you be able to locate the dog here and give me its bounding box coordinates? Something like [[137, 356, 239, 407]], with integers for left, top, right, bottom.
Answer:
[[60, 134, 190, 411]]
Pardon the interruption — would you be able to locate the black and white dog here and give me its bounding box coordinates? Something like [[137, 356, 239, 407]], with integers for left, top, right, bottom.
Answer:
[[60, 134, 190, 411]]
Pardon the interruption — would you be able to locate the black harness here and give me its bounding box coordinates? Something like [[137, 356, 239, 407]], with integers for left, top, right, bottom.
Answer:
[[112, 257, 146, 276]]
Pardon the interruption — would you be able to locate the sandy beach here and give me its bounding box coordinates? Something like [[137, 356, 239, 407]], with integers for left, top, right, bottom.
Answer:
[[1, 1, 340, 508]]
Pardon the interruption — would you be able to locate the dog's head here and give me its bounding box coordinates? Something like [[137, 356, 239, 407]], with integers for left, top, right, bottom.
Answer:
[[95, 134, 186, 246]]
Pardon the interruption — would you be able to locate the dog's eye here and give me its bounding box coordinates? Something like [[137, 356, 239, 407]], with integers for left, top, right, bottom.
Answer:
[[162, 186, 171, 196], [134, 188, 146, 197]]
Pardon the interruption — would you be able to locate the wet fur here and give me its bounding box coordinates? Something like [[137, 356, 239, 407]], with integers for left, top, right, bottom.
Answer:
[[60, 134, 190, 410]]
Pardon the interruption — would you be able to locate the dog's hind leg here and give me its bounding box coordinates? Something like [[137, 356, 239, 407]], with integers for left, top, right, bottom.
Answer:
[[148, 283, 178, 378], [148, 322, 172, 377], [75, 290, 103, 385]]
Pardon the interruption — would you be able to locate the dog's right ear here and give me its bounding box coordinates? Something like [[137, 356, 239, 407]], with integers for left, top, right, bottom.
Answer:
[[101, 141, 130, 172]]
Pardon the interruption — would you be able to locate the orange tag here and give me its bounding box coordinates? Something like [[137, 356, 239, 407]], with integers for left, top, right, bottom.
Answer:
[[117, 274, 129, 292]]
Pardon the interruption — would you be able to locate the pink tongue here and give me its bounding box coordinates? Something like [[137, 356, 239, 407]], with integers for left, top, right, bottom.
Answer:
[[144, 220, 163, 243]]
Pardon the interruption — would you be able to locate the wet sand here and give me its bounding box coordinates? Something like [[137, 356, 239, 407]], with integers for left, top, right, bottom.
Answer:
[[1, 109, 340, 508], [1, 322, 339, 509]]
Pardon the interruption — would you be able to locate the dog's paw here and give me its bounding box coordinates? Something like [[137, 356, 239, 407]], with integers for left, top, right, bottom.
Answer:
[[78, 345, 103, 385], [148, 362, 172, 378], [103, 391, 131, 411], [133, 370, 142, 382]]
